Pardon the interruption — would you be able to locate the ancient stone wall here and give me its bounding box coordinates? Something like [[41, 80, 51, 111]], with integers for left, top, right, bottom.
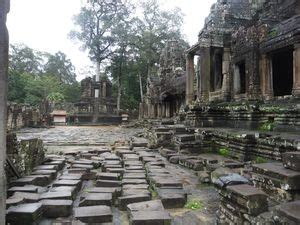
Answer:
[[7, 103, 42, 131], [6, 133, 46, 183]]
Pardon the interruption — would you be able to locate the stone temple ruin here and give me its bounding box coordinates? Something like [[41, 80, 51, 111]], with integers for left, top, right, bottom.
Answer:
[[71, 74, 122, 124], [140, 40, 187, 119], [3, 0, 300, 224]]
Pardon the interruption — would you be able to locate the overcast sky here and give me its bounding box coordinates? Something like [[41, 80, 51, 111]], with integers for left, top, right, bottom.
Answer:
[[7, 0, 216, 81]]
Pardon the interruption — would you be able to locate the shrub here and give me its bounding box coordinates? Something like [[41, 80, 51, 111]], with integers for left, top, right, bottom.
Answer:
[[185, 200, 204, 210], [219, 148, 230, 157], [255, 156, 268, 164]]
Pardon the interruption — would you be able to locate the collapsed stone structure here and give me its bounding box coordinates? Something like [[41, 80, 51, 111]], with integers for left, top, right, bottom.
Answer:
[[141, 0, 300, 224], [140, 40, 187, 119], [71, 74, 122, 124]]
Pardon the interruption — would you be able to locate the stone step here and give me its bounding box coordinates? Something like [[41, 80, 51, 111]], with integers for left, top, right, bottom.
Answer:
[[122, 179, 148, 185], [123, 173, 146, 179], [32, 170, 57, 180], [6, 197, 25, 209], [40, 199, 73, 218], [44, 160, 65, 170], [159, 192, 186, 209], [12, 192, 40, 203], [74, 205, 113, 223], [277, 200, 300, 224], [34, 165, 58, 171], [52, 179, 82, 191], [129, 210, 172, 225], [59, 174, 83, 180], [87, 187, 121, 200], [122, 189, 151, 197]]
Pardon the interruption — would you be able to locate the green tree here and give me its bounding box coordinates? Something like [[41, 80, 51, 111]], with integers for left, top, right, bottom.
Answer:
[[44, 52, 77, 84], [70, 0, 131, 78]]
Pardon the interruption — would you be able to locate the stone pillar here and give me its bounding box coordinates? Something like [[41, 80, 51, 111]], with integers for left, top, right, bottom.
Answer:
[[0, 0, 9, 222], [293, 44, 300, 96], [157, 104, 161, 118], [260, 54, 273, 99], [200, 47, 211, 102], [222, 47, 231, 100], [186, 53, 195, 105], [102, 82, 107, 98]]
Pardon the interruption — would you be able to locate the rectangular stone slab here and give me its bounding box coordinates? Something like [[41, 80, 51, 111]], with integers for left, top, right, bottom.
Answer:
[[44, 160, 65, 170], [27, 175, 52, 186], [97, 172, 121, 181], [122, 184, 149, 189], [151, 177, 182, 188], [159, 193, 186, 209], [6, 196, 25, 208], [12, 192, 40, 203], [282, 152, 300, 171], [221, 184, 268, 216], [277, 200, 300, 223], [32, 170, 57, 180], [68, 168, 88, 174], [74, 206, 112, 223], [34, 165, 58, 171], [252, 163, 300, 189], [123, 173, 146, 179], [8, 186, 38, 197], [118, 194, 151, 210], [126, 166, 144, 170], [130, 210, 171, 225], [122, 179, 148, 185], [52, 179, 82, 190], [122, 189, 151, 197], [6, 203, 43, 224], [50, 186, 77, 197], [96, 179, 121, 187], [40, 199, 73, 218], [72, 164, 93, 170], [79, 193, 113, 206], [127, 200, 164, 212], [40, 191, 73, 200], [59, 174, 83, 180]]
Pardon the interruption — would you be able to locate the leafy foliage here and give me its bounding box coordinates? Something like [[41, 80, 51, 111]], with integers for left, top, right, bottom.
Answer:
[[255, 156, 268, 164], [219, 148, 230, 157], [8, 44, 81, 106], [185, 200, 204, 210], [259, 121, 275, 132]]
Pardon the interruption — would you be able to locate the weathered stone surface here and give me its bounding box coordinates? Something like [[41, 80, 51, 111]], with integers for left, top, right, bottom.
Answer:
[[6, 203, 44, 224], [220, 184, 268, 216], [119, 194, 151, 210], [44, 160, 65, 170], [123, 173, 146, 179], [40, 191, 73, 200], [74, 206, 112, 223], [59, 174, 83, 180], [127, 200, 164, 212], [122, 184, 149, 190], [106, 168, 125, 174], [97, 172, 121, 181], [151, 177, 182, 188], [214, 174, 249, 188], [122, 179, 148, 185], [130, 210, 171, 225], [122, 189, 151, 197], [12, 192, 40, 203], [34, 165, 58, 171], [252, 163, 300, 190], [6, 197, 25, 209], [40, 199, 73, 218], [32, 169, 57, 179], [159, 192, 186, 209], [87, 187, 121, 200], [277, 200, 300, 224], [8, 186, 38, 197], [72, 164, 93, 170], [282, 152, 300, 171], [96, 179, 121, 187], [52, 179, 82, 190], [50, 186, 77, 197], [79, 193, 113, 206]]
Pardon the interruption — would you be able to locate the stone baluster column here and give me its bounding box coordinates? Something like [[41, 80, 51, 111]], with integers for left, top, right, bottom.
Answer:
[[0, 0, 9, 222], [186, 53, 195, 105], [293, 44, 300, 96], [222, 47, 231, 100]]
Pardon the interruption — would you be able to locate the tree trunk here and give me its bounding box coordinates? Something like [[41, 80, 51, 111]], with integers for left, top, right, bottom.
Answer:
[[117, 52, 124, 113], [0, 0, 10, 223], [96, 61, 101, 82], [139, 74, 143, 102]]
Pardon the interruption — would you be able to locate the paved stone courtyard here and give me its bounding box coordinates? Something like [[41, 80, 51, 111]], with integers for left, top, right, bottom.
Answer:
[[7, 126, 218, 225]]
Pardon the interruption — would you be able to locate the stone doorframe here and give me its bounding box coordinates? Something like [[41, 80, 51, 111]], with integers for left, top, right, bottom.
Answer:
[[0, 0, 9, 223], [260, 44, 300, 99]]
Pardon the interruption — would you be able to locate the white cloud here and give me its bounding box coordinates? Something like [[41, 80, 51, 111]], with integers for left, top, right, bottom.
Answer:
[[7, 0, 216, 81]]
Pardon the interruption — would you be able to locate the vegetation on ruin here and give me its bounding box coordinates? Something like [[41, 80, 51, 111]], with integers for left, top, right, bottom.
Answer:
[[255, 156, 268, 164], [219, 148, 230, 157], [184, 199, 204, 210], [259, 121, 275, 132]]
